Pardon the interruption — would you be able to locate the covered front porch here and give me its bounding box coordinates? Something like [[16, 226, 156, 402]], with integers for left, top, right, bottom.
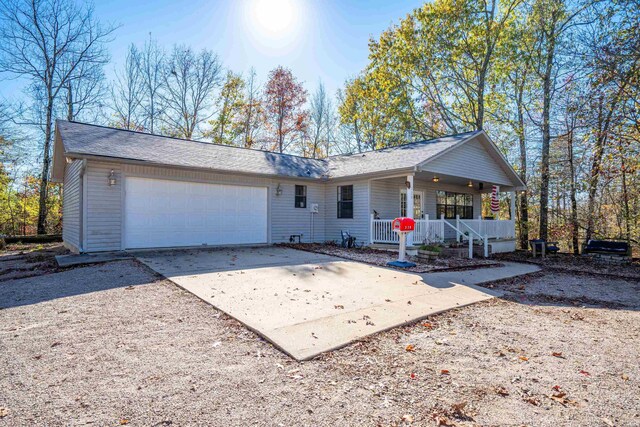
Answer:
[[368, 171, 518, 258]]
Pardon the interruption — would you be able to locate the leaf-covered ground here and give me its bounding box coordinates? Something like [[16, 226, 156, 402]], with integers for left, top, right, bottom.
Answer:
[[0, 251, 638, 426]]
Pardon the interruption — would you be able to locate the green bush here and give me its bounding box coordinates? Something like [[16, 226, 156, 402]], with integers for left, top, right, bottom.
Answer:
[[419, 244, 442, 253]]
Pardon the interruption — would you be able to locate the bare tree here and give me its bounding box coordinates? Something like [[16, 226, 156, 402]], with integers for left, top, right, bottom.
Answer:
[[162, 46, 223, 139], [64, 55, 107, 122], [309, 81, 329, 158], [111, 44, 144, 130], [0, 0, 114, 234], [139, 36, 165, 134], [240, 67, 263, 148]]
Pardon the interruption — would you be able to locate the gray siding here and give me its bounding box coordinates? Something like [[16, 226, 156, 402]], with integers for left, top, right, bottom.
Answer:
[[424, 139, 512, 186], [62, 159, 83, 252], [83, 161, 326, 252], [324, 180, 370, 243]]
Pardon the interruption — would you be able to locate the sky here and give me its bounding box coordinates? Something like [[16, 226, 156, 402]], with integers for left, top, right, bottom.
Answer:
[[1, 0, 426, 101]]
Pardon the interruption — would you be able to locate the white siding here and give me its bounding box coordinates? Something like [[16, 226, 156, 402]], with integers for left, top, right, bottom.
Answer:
[[324, 180, 370, 244], [424, 139, 512, 186], [83, 161, 326, 252], [62, 159, 83, 252]]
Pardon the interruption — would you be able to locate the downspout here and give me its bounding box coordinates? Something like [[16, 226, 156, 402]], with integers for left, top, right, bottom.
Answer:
[[79, 159, 87, 253]]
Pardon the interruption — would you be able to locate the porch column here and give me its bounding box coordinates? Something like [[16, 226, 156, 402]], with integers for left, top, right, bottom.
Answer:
[[406, 175, 414, 246], [510, 190, 517, 239]]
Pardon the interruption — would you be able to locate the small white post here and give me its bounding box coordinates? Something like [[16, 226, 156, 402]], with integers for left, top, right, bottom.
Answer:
[[456, 214, 461, 242], [370, 213, 375, 244], [468, 233, 474, 259], [484, 234, 489, 258], [398, 233, 406, 262]]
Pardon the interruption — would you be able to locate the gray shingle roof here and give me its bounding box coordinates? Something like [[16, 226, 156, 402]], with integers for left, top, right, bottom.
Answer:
[[56, 121, 327, 179], [56, 121, 479, 180], [326, 131, 479, 178]]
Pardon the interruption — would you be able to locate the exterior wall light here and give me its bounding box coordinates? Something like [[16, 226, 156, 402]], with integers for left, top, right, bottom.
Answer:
[[275, 183, 283, 196], [108, 170, 116, 186], [467, 180, 473, 187], [432, 176, 440, 183]]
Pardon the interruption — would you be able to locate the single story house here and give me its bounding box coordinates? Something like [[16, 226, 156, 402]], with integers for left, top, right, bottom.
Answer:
[[51, 121, 526, 255]]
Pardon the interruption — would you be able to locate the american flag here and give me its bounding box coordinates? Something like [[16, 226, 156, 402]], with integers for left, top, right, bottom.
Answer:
[[491, 185, 500, 214]]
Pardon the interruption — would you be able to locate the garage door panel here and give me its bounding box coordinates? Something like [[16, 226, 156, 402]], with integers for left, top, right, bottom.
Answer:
[[124, 177, 268, 249]]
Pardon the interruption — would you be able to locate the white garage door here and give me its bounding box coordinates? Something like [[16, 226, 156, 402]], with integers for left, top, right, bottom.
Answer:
[[124, 177, 268, 249]]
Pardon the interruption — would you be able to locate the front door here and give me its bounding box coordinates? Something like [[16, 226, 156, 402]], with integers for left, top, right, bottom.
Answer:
[[400, 190, 423, 219]]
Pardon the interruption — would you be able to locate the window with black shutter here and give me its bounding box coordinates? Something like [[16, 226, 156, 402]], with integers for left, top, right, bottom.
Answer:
[[337, 185, 353, 218]]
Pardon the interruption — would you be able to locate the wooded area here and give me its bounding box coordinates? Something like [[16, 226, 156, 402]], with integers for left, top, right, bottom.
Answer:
[[0, 0, 638, 255]]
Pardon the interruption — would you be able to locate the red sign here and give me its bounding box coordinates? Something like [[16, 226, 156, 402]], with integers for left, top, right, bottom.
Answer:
[[392, 217, 415, 232]]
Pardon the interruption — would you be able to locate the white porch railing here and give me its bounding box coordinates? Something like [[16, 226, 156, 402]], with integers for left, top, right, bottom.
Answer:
[[370, 215, 445, 244], [455, 216, 516, 240], [370, 215, 515, 244]]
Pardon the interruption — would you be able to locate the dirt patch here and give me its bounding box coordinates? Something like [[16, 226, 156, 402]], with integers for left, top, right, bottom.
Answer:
[[495, 251, 640, 280], [1, 259, 638, 426], [0, 243, 69, 281], [281, 243, 499, 273]]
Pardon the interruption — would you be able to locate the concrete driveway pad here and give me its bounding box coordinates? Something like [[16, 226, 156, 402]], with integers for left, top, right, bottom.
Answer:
[[135, 247, 539, 360]]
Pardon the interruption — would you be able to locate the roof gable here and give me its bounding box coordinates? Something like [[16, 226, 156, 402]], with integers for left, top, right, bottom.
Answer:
[[418, 131, 525, 188]]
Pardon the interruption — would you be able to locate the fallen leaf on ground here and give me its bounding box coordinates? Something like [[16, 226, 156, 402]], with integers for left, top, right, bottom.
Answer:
[[410, 373, 417, 379], [432, 415, 456, 426], [0, 408, 8, 418], [494, 386, 509, 396], [579, 370, 591, 376], [405, 344, 416, 352], [334, 305, 344, 309], [551, 352, 564, 358], [519, 356, 529, 361], [450, 402, 467, 416], [621, 373, 629, 381], [552, 385, 562, 392], [548, 392, 578, 407], [524, 397, 540, 406], [422, 322, 433, 329], [601, 417, 615, 426], [440, 369, 450, 375], [401, 414, 414, 423], [120, 420, 129, 425]]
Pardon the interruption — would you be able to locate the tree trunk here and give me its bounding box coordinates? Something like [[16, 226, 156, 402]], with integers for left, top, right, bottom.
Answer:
[[37, 100, 53, 235], [515, 77, 528, 249], [620, 151, 631, 246], [538, 39, 555, 241], [567, 130, 579, 254], [67, 83, 74, 121]]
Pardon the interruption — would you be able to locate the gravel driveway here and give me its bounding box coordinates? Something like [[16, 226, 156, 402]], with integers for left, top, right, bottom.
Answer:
[[1, 259, 639, 426]]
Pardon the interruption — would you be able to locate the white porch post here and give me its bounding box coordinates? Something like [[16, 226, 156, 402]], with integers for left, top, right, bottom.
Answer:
[[510, 190, 517, 239], [370, 213, 374, 244], [406, 175, 414, 246]]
